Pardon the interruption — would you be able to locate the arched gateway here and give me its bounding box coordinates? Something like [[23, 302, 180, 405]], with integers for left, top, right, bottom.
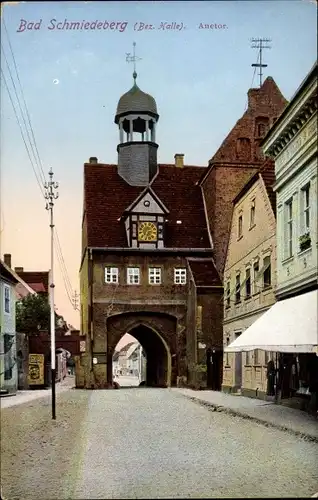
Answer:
[[77, 55, 224, 391], [107, 312, 175, 388]]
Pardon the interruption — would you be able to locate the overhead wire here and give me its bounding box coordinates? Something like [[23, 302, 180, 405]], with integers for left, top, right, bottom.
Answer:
[[2, 18, 46, 183], [1, 26, 77, 311]]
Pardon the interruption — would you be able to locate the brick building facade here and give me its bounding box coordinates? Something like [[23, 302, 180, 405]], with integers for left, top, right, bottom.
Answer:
[[77, 72, 287, 390]]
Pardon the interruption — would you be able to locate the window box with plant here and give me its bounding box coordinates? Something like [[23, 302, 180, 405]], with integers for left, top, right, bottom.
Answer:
[[299, 232, 311, 252]]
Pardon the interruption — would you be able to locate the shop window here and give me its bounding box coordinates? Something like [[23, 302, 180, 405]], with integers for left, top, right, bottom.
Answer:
[[245, 351, 251, 365], [254, 349, 260, 365]]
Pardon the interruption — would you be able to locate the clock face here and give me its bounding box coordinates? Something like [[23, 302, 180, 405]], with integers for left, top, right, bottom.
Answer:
[[138, 221, 157, 242]]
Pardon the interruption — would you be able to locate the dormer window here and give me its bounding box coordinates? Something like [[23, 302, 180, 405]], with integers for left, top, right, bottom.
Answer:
[[124, 187, 169, 249]]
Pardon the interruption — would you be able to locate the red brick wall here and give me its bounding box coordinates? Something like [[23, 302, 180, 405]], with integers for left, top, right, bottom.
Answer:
[[201, 77, 288, 278], [28, 332, 80, 357]]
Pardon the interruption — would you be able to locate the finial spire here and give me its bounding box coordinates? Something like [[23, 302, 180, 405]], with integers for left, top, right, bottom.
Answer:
[[126, 41, 142, 85]]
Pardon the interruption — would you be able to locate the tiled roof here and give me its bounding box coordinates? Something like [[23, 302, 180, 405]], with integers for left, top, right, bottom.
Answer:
[[84, 164, 211, 249], [16, 272, 49, 294], [28, 282, 46, 293], [0, 261, 19, 284], [188, 259, 222, 287]]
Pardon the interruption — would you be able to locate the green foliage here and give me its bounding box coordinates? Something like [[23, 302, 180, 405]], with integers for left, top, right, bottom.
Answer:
[[16, 294, 51, 334]]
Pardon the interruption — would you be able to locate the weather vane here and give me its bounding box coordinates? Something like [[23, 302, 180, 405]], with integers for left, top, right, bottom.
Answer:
[[126, 42, 142, 83]]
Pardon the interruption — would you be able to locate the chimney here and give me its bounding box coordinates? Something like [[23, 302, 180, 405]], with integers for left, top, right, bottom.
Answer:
[[15, 267, 24, 273], [174, 154, 184, 168], [89, 157, 98, 164], [247, 88, 259, 110], [4, 254, 11, 268]]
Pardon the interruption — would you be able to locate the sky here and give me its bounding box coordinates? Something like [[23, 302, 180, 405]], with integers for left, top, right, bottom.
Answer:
[[0, 1, 317, 345]]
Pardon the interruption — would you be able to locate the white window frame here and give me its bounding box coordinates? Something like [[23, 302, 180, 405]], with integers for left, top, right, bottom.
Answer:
[[174, 268, 187, 285], [105, 267, 119, 284], [301, 184, 310, 234], [148, 267, 161, 285], [285, 199, 293, 258], [4, 285, 10, 314], [127, 267, 140, 285]]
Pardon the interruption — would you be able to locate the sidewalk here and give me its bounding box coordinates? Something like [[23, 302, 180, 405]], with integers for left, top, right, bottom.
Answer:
[[172, 388, 318, 442], [0, 376, 75, 409]]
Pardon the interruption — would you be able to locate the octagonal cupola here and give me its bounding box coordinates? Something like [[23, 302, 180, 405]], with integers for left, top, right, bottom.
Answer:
[[114, 63, 159, 187]]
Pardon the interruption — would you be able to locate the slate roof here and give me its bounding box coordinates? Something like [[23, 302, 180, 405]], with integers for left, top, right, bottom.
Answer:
[[83, 163, 211, 249], [188, 259, 222, 287], [115, 83, 158, 118]]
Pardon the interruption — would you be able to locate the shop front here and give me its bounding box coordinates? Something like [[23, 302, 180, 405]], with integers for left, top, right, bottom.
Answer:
[[225, 290, 318, 414]]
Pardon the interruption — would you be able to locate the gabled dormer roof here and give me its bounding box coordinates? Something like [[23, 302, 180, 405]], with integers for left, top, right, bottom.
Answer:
[[124, 186, 169, 215]]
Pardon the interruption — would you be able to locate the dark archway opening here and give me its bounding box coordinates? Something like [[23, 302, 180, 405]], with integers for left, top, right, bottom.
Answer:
[[111, 324, 170, 388]]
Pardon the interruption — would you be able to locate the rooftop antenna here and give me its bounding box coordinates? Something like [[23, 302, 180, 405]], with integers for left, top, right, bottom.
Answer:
[[126, 41, 142, 85], [250, 37, 272, 87]]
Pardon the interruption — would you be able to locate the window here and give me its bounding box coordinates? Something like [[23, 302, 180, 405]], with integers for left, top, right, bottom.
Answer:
[[235, 273, 241, 303], [174, 268, 187, 285], [105, 267, 119, 284], [250, 201, 255, 227], [264, 351, 271, 365], [4, 285, 10, 314], [263, 256, 271, 289], [253, 261, 259, 294], [254, 349, 259, 365], [245, 351, 251, 365], [238, 215, 243, 239], [285, 199, 293, 258], [226, 281, 230, 308], [257, 123, 266, 137], [225, 337, 230, 366], [302, 184, 310, 233], [149, 267, 161, 285], [127, 267, 140, 285], [245, 268, 251, 298]]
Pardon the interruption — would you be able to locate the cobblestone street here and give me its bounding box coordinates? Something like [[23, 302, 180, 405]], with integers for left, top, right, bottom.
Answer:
[[1, 386, 318, 499]]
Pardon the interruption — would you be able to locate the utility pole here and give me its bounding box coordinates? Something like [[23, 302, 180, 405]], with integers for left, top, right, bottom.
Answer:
[[73, 290, 79, 311], [250, 37, 272, 87], [44, 168, 59, 420]]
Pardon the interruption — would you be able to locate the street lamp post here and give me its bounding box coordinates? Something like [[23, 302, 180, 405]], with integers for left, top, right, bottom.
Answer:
[[44, 168, 59, 420]]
